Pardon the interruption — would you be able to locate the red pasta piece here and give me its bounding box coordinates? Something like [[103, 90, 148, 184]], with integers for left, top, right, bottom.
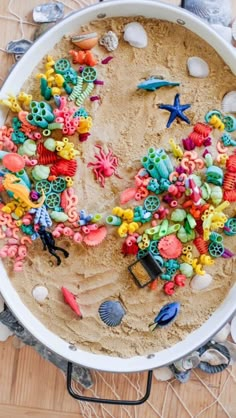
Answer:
[[226, 155, 236, 172], [37, 142, 58, 165], [193, 236, 209, 254], [193, 123, 212, 138], [50, 159, 77, 176], [223, 190, 236, 202], [223, 172, 236, 191], [188, 131, 204, 147], [195, 219, 204, 235]]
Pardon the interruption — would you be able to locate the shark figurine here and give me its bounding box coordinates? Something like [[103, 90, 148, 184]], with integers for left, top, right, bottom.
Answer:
[[137, 77, 180, 91]]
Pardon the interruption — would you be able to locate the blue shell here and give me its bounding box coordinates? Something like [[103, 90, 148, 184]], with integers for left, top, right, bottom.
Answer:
[[98, 300, 126, 327], [6, 40, 32, 55], [150, 302, 180, 330]]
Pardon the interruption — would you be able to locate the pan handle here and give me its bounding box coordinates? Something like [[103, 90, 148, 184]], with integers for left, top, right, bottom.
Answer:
[[67, 362, 153, 405]]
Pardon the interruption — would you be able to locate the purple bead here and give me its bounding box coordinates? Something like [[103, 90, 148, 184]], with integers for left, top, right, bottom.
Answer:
[[30, 190, 40, 201], [175, 165, 186, 175], [182, 137, 195, 150], [163, 194, 173, 204]]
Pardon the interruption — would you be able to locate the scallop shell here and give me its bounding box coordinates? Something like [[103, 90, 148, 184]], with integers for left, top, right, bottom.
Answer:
[[124, 22, 148, 49], [187, 57, 209, 78], [98, 300, 125, 327], [213, 323, 231, 343], [71, 32, 98, 50], [6, 39, 32, 55], [153, 367, 174, 381], [223, 341, 236, 364], [198, 342, 230, 373], [183, 0, 232, 26], [83, 226, 107, 246], [231, 314, 236, 343], [190, 273, 212, 291], [32, 285, 48, 303], [221, 91, 236, 114]]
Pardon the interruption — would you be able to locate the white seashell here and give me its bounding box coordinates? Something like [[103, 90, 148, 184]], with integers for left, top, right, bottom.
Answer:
[[200, 348, 229, 366], [223, 341, 236, 364], [0, 294, 4, 312], [32, 285, 48, 303], [213, 323, 231, 343], [123, 22, 148, 49], [231, 314, 236, 343], [190, 273, 212, 291], [211, 24, 232, 44], [187, 57, 209, 78], [232, 19, 236, 46], [221, 91, 236, 114], [153, 366, 174, 381], [0, 323, 13, 341], [100, 31, 119, 51]]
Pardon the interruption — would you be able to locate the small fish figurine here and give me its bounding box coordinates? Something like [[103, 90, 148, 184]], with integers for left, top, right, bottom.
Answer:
[[137, 77, 180, 92], [61, 287, 82, 318], [149, 302, 180, 331]]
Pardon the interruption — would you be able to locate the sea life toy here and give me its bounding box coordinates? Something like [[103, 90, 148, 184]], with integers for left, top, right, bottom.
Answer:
[[2, 174, 45, 208], [61, 286, 82, 318], [38, 226, 69, 265], [137, 78, 180, 91], [159, 94, 191, 128], [98, 300, 126, 327], [87, 144, 121, 187], [149, 302, 180, 331]]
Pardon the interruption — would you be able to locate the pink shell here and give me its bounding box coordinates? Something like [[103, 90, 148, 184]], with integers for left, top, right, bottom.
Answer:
[[83, 226, 107, 246]]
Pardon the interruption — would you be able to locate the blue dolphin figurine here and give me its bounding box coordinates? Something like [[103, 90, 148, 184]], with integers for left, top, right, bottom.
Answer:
[[137, 77, 180, 91]]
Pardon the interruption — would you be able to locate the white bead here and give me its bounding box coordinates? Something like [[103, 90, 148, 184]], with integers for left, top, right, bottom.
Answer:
[[32, 285, 48, 303], [124, 22, 148, 49], [187, 57, 209, 78]]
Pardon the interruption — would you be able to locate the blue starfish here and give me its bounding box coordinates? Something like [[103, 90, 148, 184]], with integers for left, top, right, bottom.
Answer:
[[159, 93, 191, 128]]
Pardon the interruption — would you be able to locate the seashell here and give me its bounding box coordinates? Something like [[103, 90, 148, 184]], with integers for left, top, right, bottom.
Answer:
[[0, 294, 4, 313], [213, 323, 231, 343], [231, 314, 236, 343], [0, 323, 13, 342], [149, 302, 180, 331], [222, 341, 236, 364], [71, 32, 98, 50], [221, 91, 236, 114], [200, 349, 229, 366], [232, 19, 236, 47], [83, 226, 107, 246], [32, 285, 48, 303], [6, 39, 32, 55], [99, 31, 119, 51], [211, 24, 232, 44], [98, 300, 125, 327], [169, 364, 191, 383], [187, 57, 209, 78], [123, 22, 148, 49], [153, 366, 174, 381], [190, 273, 212, 291], [33, 2, 64, 23], [183, 0, 232, 26], [198, 342, 230, 373], [174, 351, 200, 372]]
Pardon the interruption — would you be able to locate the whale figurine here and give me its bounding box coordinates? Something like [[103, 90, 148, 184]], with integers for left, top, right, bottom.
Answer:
[[137, 77, 180, 91]]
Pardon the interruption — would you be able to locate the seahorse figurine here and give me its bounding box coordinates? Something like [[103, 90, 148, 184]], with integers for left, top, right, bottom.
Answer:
[[2, 173, 45, 208]]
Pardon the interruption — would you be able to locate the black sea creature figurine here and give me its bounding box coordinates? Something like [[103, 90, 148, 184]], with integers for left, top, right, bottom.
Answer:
[[38, 226, 69, 266]]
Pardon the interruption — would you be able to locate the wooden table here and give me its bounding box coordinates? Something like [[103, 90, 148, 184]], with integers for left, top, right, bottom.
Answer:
[[0, 1, 235, 418]]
